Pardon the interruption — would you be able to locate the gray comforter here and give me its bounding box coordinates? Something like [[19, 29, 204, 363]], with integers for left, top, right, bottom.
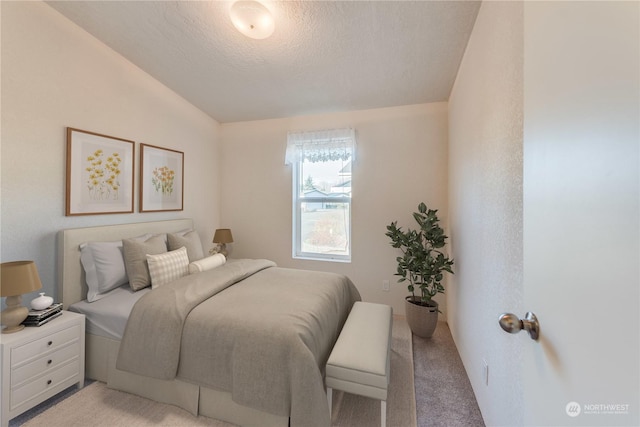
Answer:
[[116, 259, 361, 427]]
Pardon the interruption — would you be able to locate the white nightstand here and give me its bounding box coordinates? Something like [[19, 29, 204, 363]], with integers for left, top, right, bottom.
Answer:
[[1, 310, 85, 427]]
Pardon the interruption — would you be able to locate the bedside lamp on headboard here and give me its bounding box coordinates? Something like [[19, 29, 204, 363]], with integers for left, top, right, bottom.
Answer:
[[211, 228, 234, 257], [1, 261, 42, 334]]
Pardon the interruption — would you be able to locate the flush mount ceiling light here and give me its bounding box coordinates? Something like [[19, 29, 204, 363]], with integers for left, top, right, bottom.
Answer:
[[230, 1, 274, 40]]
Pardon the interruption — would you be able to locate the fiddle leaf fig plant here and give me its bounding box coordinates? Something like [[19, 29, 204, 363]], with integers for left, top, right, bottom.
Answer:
[[385, 202, 454, 306]]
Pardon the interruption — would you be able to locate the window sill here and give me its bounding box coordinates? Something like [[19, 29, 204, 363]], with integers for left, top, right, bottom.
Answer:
[[293, 255, 351, 264]]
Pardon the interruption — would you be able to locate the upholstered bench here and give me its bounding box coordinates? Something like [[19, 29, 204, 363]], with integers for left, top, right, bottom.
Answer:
[[326, 301, 393, 427]]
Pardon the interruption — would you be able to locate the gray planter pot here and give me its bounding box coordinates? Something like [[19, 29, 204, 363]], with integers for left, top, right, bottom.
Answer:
[[405, 296, 439, 338]]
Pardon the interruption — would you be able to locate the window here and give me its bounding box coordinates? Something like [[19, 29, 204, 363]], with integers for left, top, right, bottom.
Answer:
[[286, 128, 356, 262]]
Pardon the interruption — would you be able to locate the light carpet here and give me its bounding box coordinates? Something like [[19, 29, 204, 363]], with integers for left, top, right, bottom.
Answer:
[[413, 322, 485, 427], [22, 317, 416, 427]]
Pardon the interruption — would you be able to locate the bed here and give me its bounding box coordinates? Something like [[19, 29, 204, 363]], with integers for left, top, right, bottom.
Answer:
[[57, 219, 361, 427]]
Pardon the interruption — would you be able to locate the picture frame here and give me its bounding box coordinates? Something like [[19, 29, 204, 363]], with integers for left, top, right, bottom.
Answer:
[[66, 128, 135, 216], [139, 143, 184, 212]]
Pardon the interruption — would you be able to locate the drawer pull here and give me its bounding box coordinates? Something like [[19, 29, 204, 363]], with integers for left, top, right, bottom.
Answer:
[[48, 341, 53, 346], [47, 359, 53, 365], [47, 379, 52, 385]]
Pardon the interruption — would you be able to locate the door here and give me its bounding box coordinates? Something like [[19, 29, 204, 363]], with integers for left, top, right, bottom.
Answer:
[[522, 2, 639, 426]]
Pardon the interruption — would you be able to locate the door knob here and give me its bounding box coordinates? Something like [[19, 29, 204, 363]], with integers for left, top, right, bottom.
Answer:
[[498, 312, 540, 341]]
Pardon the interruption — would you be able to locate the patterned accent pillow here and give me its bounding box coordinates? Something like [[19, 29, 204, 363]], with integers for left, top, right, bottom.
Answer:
[[146, 246, 190, 289]]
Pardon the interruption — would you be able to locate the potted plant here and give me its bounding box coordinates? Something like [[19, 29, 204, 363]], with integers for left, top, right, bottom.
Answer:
[[385, 202, 454, 338]]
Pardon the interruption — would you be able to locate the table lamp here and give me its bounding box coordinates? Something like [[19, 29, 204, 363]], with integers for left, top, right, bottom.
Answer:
[[1, 261, 43, 333], [212, 229, 234, 257]]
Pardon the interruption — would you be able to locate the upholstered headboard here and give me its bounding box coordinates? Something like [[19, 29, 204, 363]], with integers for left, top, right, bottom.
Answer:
[[57, 219, 193, 308]]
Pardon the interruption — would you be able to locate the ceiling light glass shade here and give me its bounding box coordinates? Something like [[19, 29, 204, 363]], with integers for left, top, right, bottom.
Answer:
[[230, 1, 274, 40]]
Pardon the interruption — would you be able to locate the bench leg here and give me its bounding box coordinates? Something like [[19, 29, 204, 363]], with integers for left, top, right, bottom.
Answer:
[[327, 387, 333, 419], [381, 399, 386, 427]]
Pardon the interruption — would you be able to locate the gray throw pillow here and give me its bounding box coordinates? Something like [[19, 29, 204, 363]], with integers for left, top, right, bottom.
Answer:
[[167, 230, 204, 262], [123, 235, 167, 291]]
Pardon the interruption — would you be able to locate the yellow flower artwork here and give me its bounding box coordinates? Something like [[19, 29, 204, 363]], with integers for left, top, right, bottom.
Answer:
[[85, 149, 122, 200]]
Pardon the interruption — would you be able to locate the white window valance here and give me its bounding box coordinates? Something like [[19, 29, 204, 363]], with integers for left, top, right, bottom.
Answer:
[[285, 128, 356, 165]]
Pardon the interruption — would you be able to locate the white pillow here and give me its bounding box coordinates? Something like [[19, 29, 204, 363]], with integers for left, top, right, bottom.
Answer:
[[146, 246, 190, 289], [80, 234, 150, 302], [188, 253, 226, 274]]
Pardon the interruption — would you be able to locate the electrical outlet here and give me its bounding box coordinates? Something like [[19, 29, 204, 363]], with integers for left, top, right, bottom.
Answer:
[[482, 359, 489, 386], [382, 280, 390, 292]]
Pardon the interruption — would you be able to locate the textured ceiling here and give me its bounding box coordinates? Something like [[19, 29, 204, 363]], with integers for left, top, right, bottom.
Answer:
[[47, 1, 481, 123]]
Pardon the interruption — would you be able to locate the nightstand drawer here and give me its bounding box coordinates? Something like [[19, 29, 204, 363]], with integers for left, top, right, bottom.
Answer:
[[11, 341, 80, 386], [10, 358, 80, 410], [11, 324, 80, 365]]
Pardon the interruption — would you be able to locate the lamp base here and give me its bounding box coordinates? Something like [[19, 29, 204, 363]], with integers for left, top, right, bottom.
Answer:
[[1, 295, 29, 334], [2, 324, 25, 334], [209, 244, 228, 257]]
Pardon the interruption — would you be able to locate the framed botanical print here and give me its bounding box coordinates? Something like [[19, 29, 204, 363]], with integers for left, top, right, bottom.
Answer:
[[139, 143, 184, 212], [66, 128, 135, 216]]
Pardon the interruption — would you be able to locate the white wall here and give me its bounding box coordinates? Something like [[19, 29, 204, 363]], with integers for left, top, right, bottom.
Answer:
[[1, 2, 220, 306], [448, 1, 524, 425], [219, 103, 449, 315]]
